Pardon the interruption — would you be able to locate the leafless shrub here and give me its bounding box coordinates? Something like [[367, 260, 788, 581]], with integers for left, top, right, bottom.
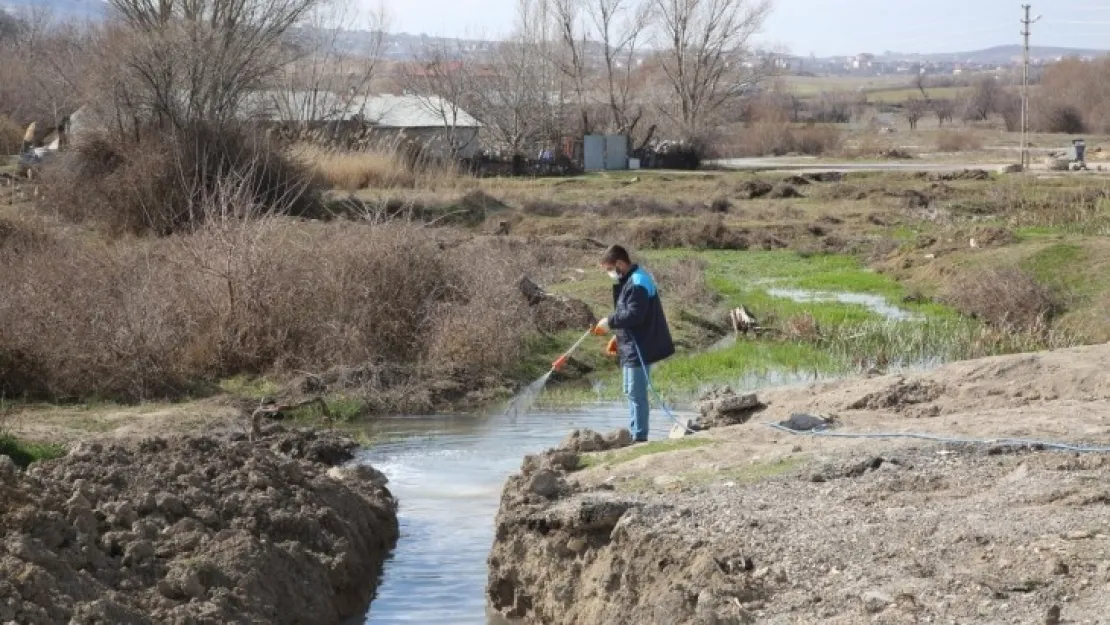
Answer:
[[935, 130, 984, 152], [0, 216, 539, 403], [627, 215, 749, 250], [1039, 105, 1086, 134], [932, 99, 955, 126], [0, 116, 22, 155], [941, 267, 1061, 333], [1031, 57, 1110, 133], [652, 257, 719, 310], [725, 123, 841, 157], [781, 313, 820, 341], [45, 124, 321, 235], [904, 97, 928, 131]]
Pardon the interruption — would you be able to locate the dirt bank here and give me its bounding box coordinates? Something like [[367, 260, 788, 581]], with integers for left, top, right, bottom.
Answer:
[[0, 426, 398, 625], [488, 344, 1110, 624]]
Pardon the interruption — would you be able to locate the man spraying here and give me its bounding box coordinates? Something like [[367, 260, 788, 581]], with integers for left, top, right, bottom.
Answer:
[[592, 245, 674, 442]]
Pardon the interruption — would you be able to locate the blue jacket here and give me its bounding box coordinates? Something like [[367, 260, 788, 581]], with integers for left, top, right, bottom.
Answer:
[[608, 265, 675, 368]]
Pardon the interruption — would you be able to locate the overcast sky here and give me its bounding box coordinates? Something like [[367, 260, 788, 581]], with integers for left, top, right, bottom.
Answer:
[[373, 0, 1110, 56]]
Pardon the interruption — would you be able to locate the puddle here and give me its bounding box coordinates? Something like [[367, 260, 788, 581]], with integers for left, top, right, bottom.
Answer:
[[766, 288, 921, 321]]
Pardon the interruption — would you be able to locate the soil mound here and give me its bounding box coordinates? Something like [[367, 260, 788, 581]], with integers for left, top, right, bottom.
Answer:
[[847, 378, 946, 413], [696, 387, 767, 428], [0, 427, 398, 625]]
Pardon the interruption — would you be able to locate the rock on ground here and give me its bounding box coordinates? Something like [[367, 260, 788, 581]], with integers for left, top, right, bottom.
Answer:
[[696, 387, 766, 429], [0, 426, 398, 625], [558, 428, 633, 453]]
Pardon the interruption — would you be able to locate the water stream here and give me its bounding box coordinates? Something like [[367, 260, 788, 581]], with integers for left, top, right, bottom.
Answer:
[[766, 288, 921, 321], [353, 404, 673, 625], [351, 288, 921, 622]]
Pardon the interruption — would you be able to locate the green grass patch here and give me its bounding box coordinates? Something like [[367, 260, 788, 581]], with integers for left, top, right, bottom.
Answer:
[[286, 396, 367, 423], [581, 437, 714, 469], [643, 249, 957, 324], [1014, 225, 1064, 240], [652, 340, 833, 394], [0, 433, 65, 468], [1020, 243, 1088, 296], [219, 375, 281, 399]]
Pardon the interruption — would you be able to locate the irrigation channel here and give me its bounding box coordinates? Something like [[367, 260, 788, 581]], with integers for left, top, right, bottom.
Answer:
[[352, 289, 922, 623], [352, 405, 667, 625]]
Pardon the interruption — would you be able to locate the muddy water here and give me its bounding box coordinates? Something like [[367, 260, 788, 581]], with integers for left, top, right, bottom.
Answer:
[[766, 288, 921, 321], [353, 405, 673, 625]]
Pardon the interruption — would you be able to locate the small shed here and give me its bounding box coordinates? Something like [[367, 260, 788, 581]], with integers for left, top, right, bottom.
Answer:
[[583, 134, 629, 172], [1069, 139, 1086, 163]]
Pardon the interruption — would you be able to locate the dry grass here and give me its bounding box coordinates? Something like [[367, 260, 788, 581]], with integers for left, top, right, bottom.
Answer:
[[652, 257, 721, 311], [941, 267, 1062, 333], [0, 115, 22, 156], [935, 130, 984, 152], [626, 215, 751, 250], [839, 133, 913, 159], [294, 144, 462, 191], [723, 123, 842, 157], [0, 217, 535, 405]]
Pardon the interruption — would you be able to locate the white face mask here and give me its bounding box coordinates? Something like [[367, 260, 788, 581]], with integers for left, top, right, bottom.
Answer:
[[607, 270, 621, 282]]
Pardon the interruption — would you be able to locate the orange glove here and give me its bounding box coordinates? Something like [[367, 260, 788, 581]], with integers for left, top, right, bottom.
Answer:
[[552, 355, 569, 372], [605, 337, 618, 357], [591, 317, 611, 336]]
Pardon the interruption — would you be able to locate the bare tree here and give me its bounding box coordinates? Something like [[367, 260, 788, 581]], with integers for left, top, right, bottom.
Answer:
[[592, 0, 652, 139], [651, 0, 771, 138], [464, 0, 566, 159], [933, 98, 954, 126], [552, 0, 594, 136], [905, 96, 927, 131], [913, 72, 930, 100], [0, 10, 88, 129], [468, 38, 547, 158], [106, 0, 325, 131], [553, 0, 651, 142], [267, 0, 388, 124], [398, 39, 481, 158]]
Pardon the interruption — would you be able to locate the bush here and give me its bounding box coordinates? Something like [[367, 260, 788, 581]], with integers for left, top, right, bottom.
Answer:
[[725, 123, 841, 157], [45, 123, 322, 235], [941, 267, 1062, 333], [0, 115, 22, 155], [652, 257, 720, 311], [935, 130, 984, 152], [0, 219, 534, 403], [626, 216, 749, 250], [1040, 105, 1086, 134], [1032, 58, 1110, 133]]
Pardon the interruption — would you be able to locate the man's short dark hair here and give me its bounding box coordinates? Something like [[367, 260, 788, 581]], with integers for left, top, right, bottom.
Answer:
[[602, 244, 631, 265]]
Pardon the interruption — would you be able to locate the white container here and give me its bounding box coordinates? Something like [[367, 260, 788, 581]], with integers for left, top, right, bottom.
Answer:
[[628, 158, 641, 170]]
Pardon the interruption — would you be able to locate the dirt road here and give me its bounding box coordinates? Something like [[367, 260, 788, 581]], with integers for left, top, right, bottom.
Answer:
[[489, 344, 1110, 625]]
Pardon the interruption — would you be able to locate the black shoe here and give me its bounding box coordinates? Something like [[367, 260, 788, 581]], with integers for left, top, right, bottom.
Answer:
[[633, 438, 649, 444]]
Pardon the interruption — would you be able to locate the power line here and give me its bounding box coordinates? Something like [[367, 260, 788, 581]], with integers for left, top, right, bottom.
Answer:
[[1020, 5, 1041, 173]]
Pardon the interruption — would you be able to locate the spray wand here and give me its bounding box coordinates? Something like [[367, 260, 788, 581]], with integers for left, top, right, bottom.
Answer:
[[550, 328, 595, 373]]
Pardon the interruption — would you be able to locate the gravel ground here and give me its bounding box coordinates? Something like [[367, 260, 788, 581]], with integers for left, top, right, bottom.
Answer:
[[488, 344, 1110, 625]]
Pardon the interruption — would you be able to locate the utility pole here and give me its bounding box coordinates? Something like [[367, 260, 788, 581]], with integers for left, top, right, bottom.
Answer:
[[1020, 5, 1041, 172]]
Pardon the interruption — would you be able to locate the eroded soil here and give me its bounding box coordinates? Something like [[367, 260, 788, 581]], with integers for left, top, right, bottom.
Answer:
[[489, 344, 1110, 625]]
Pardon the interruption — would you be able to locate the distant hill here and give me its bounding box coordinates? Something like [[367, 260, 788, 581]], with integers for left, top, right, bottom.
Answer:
[[882, 45, 1109, 64], [0, 0, 105, 20]]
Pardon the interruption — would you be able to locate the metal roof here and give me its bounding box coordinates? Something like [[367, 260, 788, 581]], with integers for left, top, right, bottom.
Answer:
[[241, 91, 481, 128]]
